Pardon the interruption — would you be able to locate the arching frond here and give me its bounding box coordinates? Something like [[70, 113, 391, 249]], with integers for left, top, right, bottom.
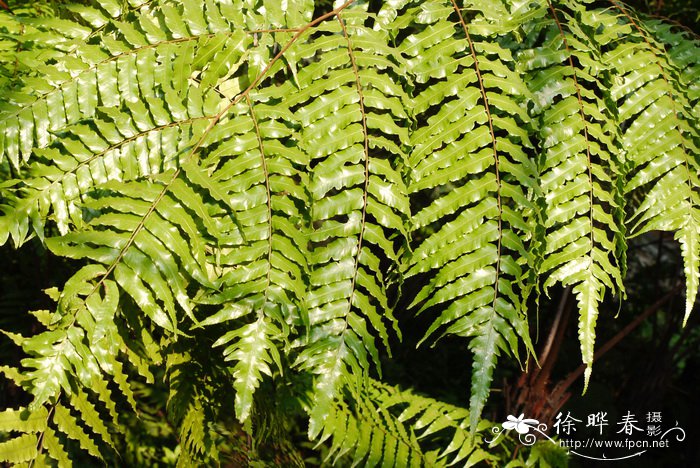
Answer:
[[288, 7, 409, 438], [516, 0, 627, 391], [608, 2, 700, 326], [404, 0, 538, 431]]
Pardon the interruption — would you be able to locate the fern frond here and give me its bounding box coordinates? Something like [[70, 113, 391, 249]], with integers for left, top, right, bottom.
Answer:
[[178, 397, 219, 463], [162, 346, 244, 466], [52, 403, 102, 459], [0, 407, 48, 433], [0, 1, 698, 465], [290, 7, 409, 439], [184, 90, 309, 425], [0, 0, 250, 172], [11, 265, 143, 462], [42, 426, 73, 467], [0, 7, 253, 246], [68, 389, 115, 450], [322, 385, 425, 467], [320, 379, 536, 467], [217, 317, 283, 421], [516, 0, 626, 391], [609, 3, 700, 326], [405, 0, 536, 430], [0, 433, 38, 464]]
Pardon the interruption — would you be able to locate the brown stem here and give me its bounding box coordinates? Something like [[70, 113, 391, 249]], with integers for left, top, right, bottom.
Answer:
[[533, 286, 572, 382], [554, 283, 683, 395], [247, 28, 302, 34]]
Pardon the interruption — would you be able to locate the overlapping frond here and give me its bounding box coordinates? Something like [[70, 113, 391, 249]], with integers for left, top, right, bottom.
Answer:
[[0, 271, 137, 464], [188, 93, 309, 422], [285, 6, 410, 438], [0, 0, 162, 169], [514, 0, 627, 390], [606, 2, 700, 325], [320, 379, 544, 467], [402, 0, 537, 430], [0, 0, 311, 461], [0, 0, 254, 246], [164, 349, 228, 465], [321, 387, 425, 467]]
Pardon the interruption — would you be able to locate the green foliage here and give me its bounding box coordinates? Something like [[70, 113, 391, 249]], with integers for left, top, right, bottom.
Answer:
[[0, 0, 698, 465]]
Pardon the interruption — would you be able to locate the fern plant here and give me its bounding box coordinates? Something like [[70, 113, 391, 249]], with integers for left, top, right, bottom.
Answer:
[[0, 0, 698, 465]]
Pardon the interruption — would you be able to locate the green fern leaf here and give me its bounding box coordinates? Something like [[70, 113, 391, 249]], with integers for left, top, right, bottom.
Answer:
[[521, 0, 626, 391], [216, 317, 282, 421], [288, 9, 409, 439], [322, 382, 426, 467], [1, 1, 699, 466], [610, 6, 700, 326], [0, 433, 38, 464], [42, 426, 73, 468], [68, 390, 115, 450], [405, 0, 537, 431], [52, 403, 102, 459], [0, 407, 48, 433]]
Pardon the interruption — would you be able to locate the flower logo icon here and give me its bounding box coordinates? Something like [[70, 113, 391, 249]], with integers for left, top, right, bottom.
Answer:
[[502, 414, 540, 434]]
